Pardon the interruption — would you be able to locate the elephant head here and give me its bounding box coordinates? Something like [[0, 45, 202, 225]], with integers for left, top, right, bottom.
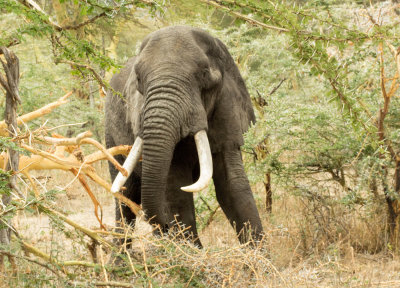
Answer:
[[108, 26, 262, 242]]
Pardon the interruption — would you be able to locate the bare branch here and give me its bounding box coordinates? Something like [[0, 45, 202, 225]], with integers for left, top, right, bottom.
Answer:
[[40, 205, 114, 248], [269, 78, 287, 96], [85, 145, 131, 164], [0, 250, 62, 277], [40, 131, 92, 146], [62, 12, 107, 30], [81, 138, 128, 176], [38, 133, 128, 176], [0, 91, 73, 136], [20, 238, 97, 267], [70, 168, 105, 230]]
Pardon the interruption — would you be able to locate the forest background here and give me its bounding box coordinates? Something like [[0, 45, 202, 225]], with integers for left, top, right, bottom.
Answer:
[[1, 0, 400, 287]]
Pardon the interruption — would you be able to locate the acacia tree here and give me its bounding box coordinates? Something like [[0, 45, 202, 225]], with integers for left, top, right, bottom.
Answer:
[[0, 0, 157, 88], [202, 0, 400, 250]]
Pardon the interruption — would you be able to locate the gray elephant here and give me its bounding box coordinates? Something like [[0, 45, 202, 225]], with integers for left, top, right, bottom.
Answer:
[[105, 26, 263, 247]]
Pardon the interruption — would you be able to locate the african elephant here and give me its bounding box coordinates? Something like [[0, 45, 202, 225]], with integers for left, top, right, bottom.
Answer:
[[105, 26, 263, 247]]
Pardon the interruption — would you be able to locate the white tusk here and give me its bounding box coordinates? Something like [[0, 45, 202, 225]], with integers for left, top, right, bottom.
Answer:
[[181, 130, 213, 192], [111, 137, 143, 193]]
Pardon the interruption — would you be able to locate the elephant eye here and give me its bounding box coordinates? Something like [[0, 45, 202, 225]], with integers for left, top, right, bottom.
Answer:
[[202, 68, 208, 79], [136, 74, 144, 94]]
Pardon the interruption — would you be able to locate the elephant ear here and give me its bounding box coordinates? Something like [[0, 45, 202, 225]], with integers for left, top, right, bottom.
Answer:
[[198, 33, 255, 153], [123, 60, 144, 137]]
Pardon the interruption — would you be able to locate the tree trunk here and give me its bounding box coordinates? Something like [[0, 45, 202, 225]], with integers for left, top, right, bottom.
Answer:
[[264, 172, 272, 213], [0, 47, 20, 273], [388, 156, 400, 250], [254, 136, 273, 214]]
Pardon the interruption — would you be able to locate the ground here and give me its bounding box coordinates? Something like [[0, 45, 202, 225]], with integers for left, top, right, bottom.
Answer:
[[8, 164, 400, 287]]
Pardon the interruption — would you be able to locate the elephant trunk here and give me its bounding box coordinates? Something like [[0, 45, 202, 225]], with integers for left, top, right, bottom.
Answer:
[[140, 92, 182, 228], [141, 133, 175, 228]]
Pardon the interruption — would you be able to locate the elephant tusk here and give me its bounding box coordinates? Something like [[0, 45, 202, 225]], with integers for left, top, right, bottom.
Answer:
[[111, 137, 143, 193], [181, 130, 213, 192]]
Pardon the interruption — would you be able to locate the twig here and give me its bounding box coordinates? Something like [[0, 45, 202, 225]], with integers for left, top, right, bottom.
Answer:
[[20, 0, 62, 30], [199, 0, 288, 32], [269, 78, 287, 96], [70, 168, 105, 230], [62, 12, 107, 30], [40, 130, 92, 146], [19, 143, 89, 170], [81, 138, 128, 176], [0, 249, 62, 277], [140, 240, 150, 286], [20, 238, 98, 268], [85, 145, 131, 163], [83, 168, 142, 216], [57, 59, 108, 89], [151, 264, 182, 278], [39, 204, 114, 248], [68, 281, 135, 287], [123, 228, 138, 277], [99, 245, 109, 286], [203, 206, 220, 230]]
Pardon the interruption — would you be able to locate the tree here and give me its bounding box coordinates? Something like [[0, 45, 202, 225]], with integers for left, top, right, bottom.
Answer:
[[0, 46, 20, 273], [0, 0, 157, 88], [203, 0, 400, 250]]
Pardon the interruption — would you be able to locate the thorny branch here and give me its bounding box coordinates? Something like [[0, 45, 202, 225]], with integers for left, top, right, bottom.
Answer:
[[200, 0, 387, 42], [56, 59, 108, 89], [19, 0, 153, 31], [199, 0, 289, 32]]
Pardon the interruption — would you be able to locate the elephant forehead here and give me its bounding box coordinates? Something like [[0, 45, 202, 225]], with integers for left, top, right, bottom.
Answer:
[[141, 32, 205, 60]]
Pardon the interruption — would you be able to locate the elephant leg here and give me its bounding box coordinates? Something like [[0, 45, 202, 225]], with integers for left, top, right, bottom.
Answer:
[[166, 161, 202, 248], [212, 149, 263, 244]]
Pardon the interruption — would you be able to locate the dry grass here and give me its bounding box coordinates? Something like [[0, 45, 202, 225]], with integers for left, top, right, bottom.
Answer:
[[1, 165, 400, 288]]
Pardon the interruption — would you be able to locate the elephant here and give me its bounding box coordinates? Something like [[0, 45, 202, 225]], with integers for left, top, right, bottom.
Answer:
[[105, 26, 263, 247]]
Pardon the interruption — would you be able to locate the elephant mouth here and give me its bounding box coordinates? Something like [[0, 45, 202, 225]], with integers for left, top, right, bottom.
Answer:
[[110, 130, 213, 194]]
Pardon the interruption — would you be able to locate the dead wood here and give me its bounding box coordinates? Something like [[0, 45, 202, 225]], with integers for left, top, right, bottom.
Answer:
[[0, 46, 20, 274], [0, 91, 73, 136]]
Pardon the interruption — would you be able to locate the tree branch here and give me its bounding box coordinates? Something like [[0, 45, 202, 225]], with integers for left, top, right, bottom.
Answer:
[[62, 12, 107, 30], [0, 250, 62, 277], [199, 0, 289, 32], [56, 59, 108, 89], [18, 0, 62, 31], [38, 204, 114, 248]]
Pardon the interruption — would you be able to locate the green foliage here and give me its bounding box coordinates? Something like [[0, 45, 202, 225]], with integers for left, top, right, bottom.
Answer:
[[0, 170, 13, 230], [0, 0, 160, 88], [0, 136, 28, 155], [0, 169, 12, 195], [194, 184, 219, 230], [209, 1, 399, 197]]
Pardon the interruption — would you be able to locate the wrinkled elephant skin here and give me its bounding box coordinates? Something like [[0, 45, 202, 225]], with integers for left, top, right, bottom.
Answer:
[[105, 26, 263, 247]]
